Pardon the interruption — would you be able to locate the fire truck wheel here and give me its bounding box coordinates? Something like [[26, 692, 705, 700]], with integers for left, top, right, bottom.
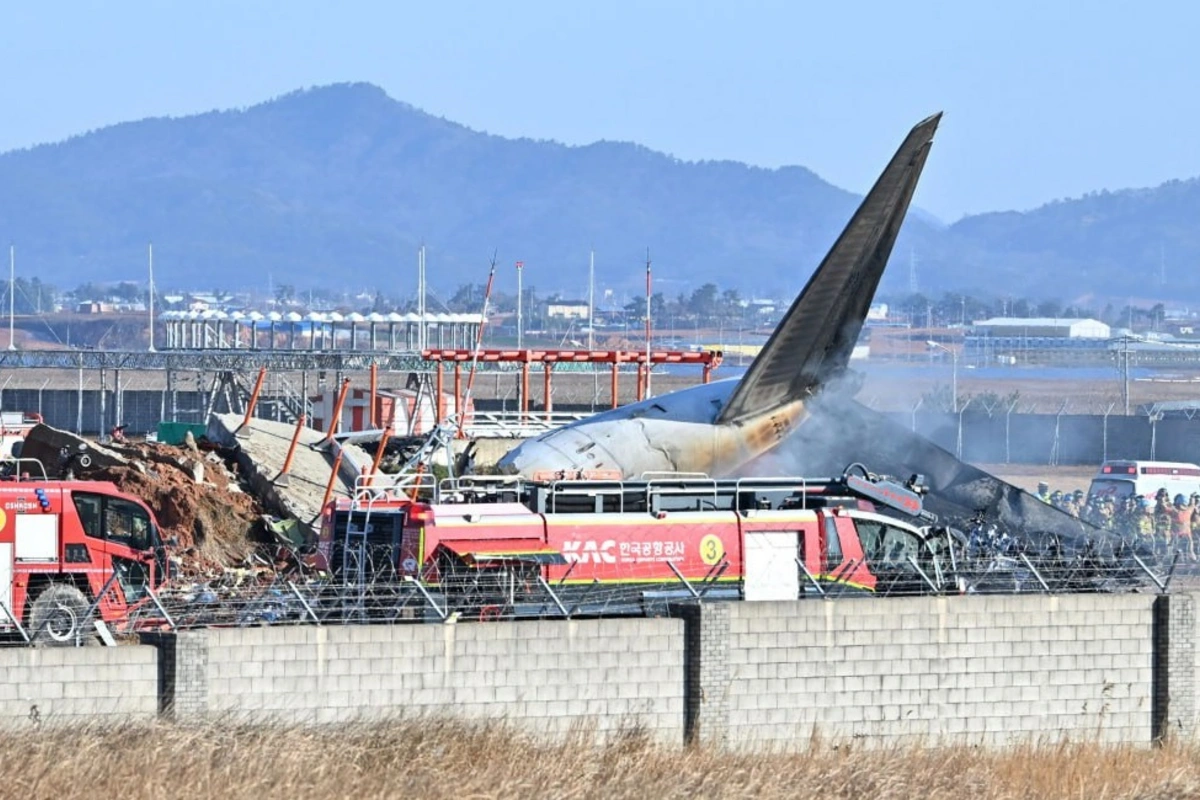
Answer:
[[29, 585, 94, 646]]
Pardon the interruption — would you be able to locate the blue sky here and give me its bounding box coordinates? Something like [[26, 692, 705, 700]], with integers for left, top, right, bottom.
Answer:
[[3, 0, 1196, 221]]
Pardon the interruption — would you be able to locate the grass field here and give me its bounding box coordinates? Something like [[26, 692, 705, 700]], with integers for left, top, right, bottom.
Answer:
[[7, 719, 1200, 799]]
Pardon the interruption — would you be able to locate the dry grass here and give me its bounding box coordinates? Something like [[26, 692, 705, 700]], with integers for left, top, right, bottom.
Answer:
[[7, 718, 1200, 799]]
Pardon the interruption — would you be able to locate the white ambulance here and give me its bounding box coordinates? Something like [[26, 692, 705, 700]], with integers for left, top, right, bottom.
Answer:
[[1087, 460, 1200, 503]]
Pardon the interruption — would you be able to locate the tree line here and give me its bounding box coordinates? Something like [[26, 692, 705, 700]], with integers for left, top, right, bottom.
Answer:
[[880, 291, 1170, 331]]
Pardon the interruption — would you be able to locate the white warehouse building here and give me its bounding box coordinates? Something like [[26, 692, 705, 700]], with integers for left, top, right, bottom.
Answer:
[[970, 317, 1111, 339]]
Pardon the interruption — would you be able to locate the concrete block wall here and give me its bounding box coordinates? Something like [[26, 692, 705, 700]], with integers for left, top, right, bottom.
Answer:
[[0, 646, 159, 725], [717, 594, 1156, 747], [0, 592, 1192, 746], [187, 619, 685, 740]]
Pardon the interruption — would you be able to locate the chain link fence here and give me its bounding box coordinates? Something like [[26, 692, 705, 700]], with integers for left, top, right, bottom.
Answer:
[[867, 398, 1200, 465]]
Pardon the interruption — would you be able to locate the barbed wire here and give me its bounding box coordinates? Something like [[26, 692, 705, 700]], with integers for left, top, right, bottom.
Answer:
[[0, 528, 1188, 647]]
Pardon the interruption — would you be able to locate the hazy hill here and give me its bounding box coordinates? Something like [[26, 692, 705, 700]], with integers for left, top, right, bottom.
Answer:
[[0, 82, 1197, 302], [0, 83, 947, 299], [943, 181, 1200, 299]]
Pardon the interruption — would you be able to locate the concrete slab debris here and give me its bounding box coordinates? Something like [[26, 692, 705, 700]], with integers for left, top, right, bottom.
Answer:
[[206, 414, 368, 540]]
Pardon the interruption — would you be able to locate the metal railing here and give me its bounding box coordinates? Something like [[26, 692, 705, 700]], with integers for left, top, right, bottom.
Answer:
[[457, 411, 590, 438]]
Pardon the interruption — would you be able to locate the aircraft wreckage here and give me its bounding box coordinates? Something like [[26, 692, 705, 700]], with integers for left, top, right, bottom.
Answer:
[[496, 112, 1153, 588]]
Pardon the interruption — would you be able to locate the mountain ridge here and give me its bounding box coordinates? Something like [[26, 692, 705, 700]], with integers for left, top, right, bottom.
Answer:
[[0, 82, 1196, 301]]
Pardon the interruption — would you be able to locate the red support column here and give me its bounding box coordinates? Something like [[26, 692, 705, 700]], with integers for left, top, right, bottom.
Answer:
[[275, 413, 307, 486], [368, 363, 379, 427], [453, 362, 462, 420], [320, 377, 352, 444], [520, 358, 531, 418], [610, 359, 620, 409], [240, 366, 268, 430], [366, 425, 391, 487], [321, 450, 343, 511], [544, 362, 553, 421], [434, 363, 444, 425]]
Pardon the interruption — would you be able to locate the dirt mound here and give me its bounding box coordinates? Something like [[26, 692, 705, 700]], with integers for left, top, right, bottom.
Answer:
[[90, 440, 265, 574]]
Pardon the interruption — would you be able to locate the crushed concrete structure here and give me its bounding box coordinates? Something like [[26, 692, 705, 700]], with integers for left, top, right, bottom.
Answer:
[[206, 413, 370, 540], [21, 423, 265, 574], [20, 423, 130, 476], [17, 417, 514, 576]]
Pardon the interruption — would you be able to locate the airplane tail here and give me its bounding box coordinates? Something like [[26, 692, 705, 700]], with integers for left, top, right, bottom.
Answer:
[[716, 113, 941, 425]]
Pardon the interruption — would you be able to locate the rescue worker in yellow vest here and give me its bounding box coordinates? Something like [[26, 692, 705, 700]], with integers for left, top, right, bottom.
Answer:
[[1153, 489, 1172, 557], [1134, 497, 1155, 542]]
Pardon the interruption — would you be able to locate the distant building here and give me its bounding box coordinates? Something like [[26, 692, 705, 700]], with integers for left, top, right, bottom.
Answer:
[[867, 302, 889, 321], [546, 300, 590, 320], [75, 302, 115, 314], [965, 317, 1113, 367], [747, 298, 777, 315], [971, 317, 1110, 339]]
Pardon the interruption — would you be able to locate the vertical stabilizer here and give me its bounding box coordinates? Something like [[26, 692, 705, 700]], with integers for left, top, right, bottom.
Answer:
[[717, 113, 941, 424]]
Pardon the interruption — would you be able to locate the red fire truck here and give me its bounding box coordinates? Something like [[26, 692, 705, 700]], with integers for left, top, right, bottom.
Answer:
[[319, 465, 958, 618], [0, 465, 169, 644]]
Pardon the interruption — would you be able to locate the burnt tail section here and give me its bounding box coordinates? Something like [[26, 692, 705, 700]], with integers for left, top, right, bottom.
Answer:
[[717, 113, 941, 425]]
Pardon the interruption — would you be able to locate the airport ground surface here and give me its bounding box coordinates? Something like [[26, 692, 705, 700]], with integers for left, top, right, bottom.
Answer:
[[6, 358, 1196, 413], [977, 463, 1096, 496]]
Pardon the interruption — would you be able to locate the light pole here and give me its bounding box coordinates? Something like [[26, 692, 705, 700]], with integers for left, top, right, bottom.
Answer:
[[927, 340, 957, 413], [516, 261, 524, 350], [1121, 334, 1131, 415]]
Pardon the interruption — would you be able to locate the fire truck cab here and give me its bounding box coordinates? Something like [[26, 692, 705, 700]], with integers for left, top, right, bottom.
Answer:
[[320, 465, 957, 619], [0, 471, 168, 644]]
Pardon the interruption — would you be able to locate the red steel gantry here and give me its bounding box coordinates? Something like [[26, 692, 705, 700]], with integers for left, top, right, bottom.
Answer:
[[421, 348, 723, 423]]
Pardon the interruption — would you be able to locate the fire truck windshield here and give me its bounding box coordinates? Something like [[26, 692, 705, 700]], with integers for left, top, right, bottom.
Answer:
[[105, 497, 152, 551], [852, 515, 948, 591], [72, 492, 155, 551]]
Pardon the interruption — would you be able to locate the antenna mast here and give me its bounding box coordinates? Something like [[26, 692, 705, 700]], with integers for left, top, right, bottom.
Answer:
[[7, 245, 14, 351], [147, 243, 156, 352], [418, 244, 427, 352], [644, 248, 652, 397], [587, 249, 595, 350], [458, 252, 497, 438], [516, 260, 524, 350]]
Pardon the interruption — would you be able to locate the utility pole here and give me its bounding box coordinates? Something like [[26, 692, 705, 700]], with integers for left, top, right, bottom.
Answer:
[[516, 260, 524, 350]]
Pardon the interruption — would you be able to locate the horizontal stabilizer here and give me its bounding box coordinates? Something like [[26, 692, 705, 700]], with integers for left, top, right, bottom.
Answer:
[[717, 113, 941, 425]]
